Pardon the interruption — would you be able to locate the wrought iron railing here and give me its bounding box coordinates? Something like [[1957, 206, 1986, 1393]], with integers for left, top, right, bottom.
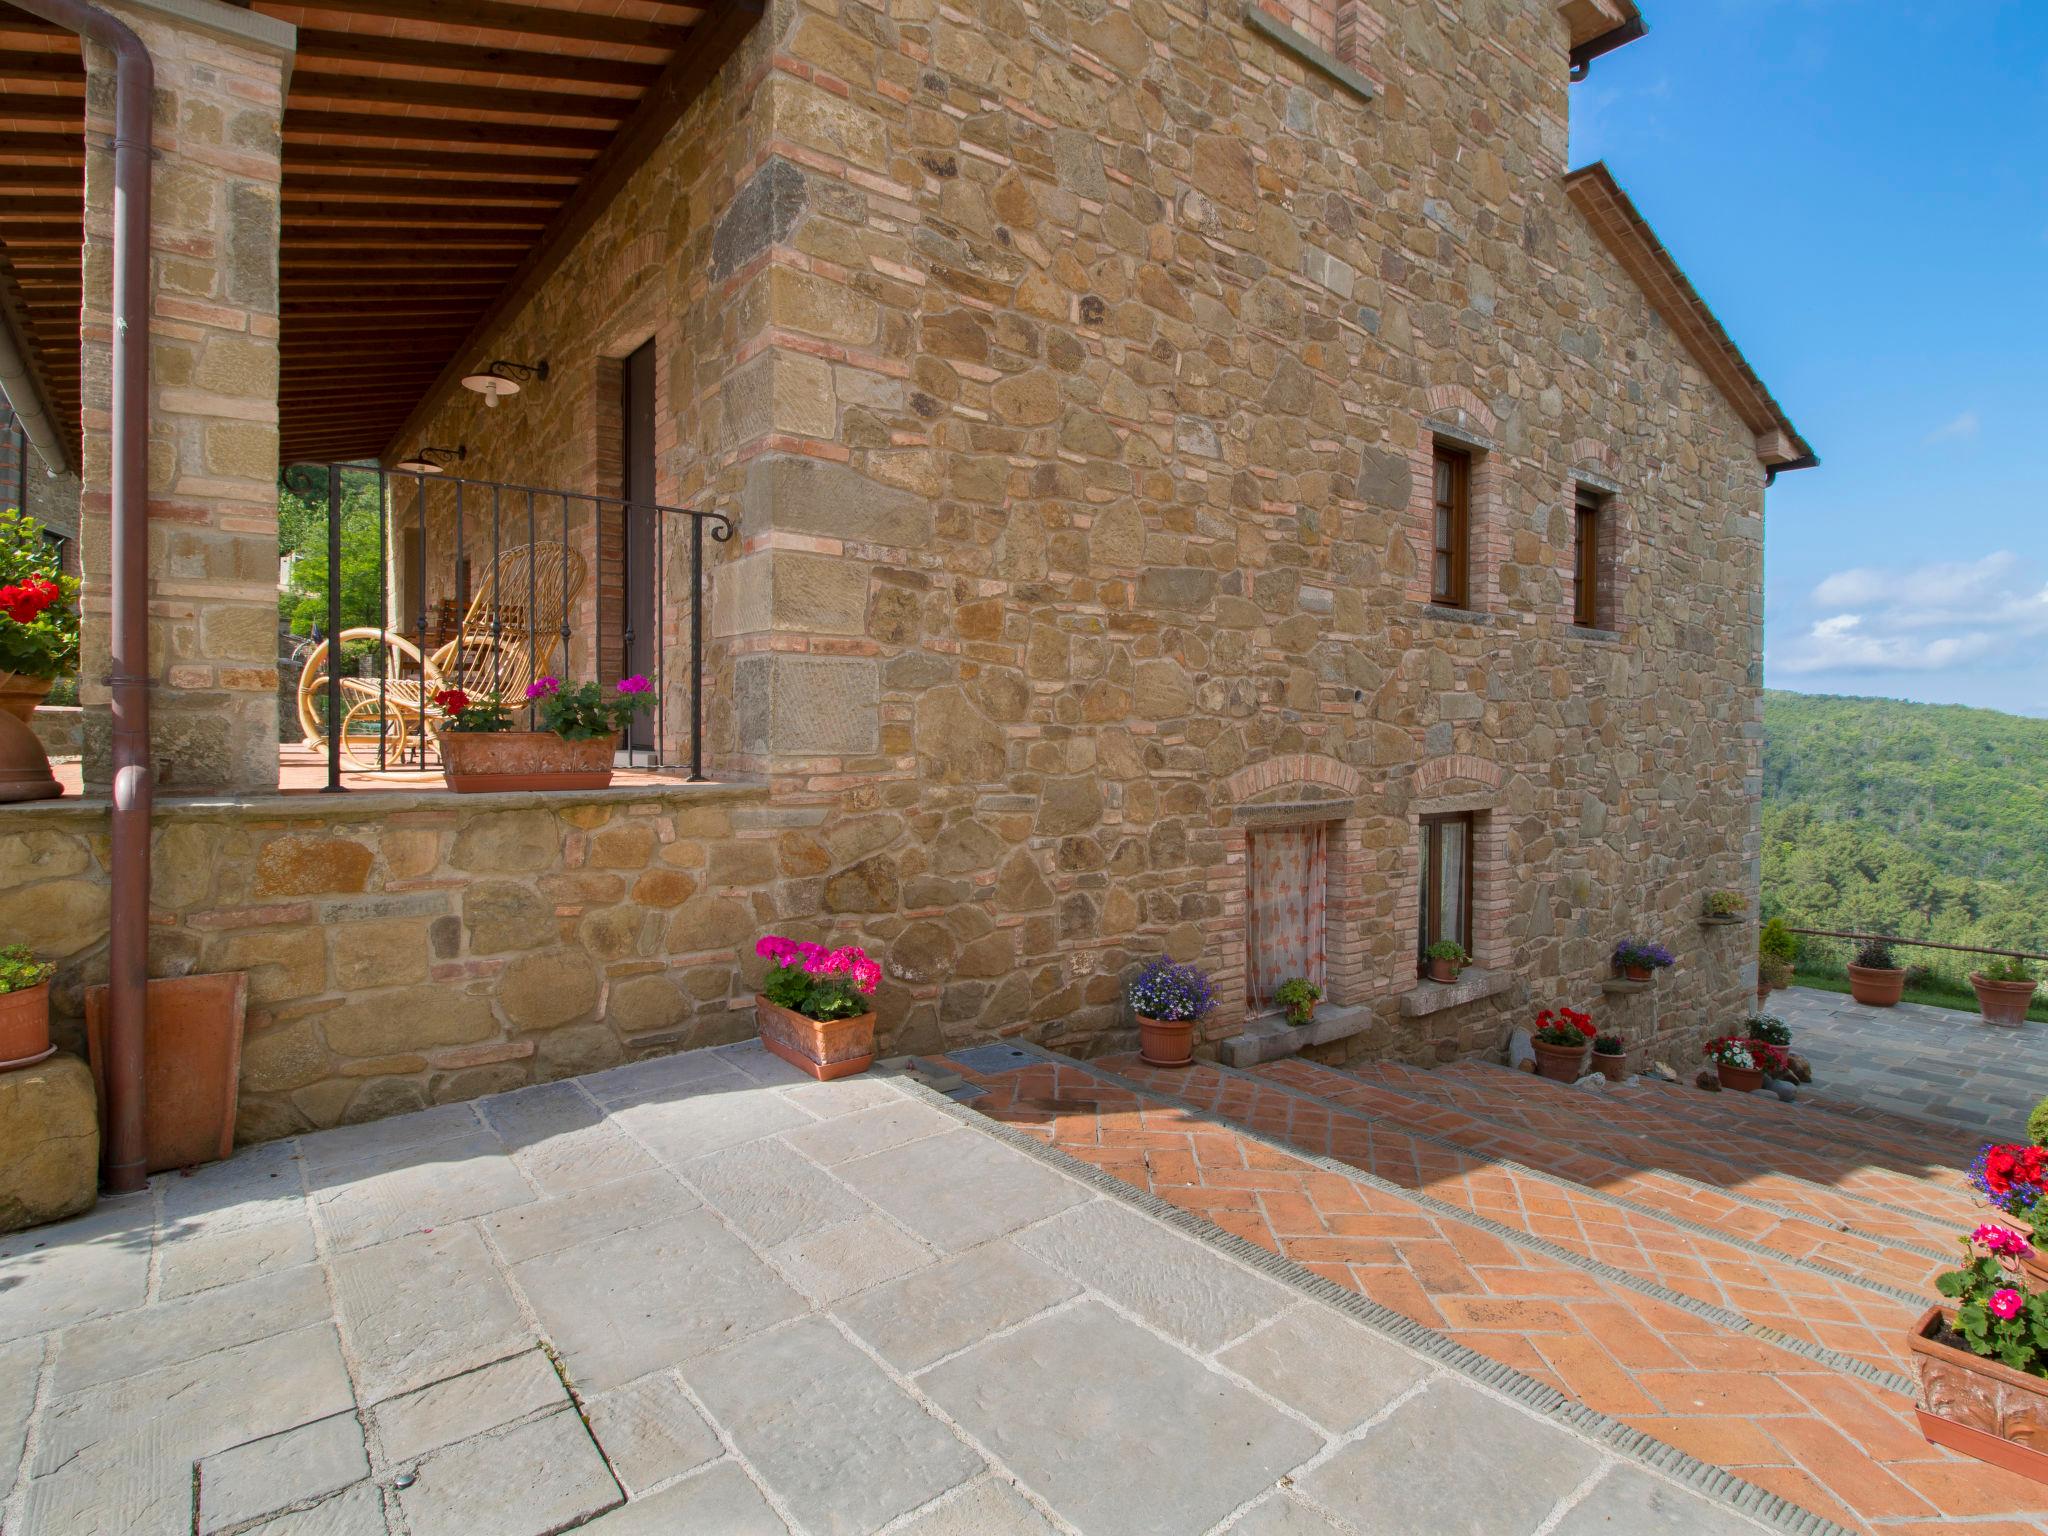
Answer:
[[282, 461, 735, 791]]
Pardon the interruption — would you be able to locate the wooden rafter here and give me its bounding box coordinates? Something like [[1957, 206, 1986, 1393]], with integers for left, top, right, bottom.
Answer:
[[0, 0, 758, 464]]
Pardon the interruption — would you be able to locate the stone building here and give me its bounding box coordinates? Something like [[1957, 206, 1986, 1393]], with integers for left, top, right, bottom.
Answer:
[[0, 0, 1812, 1140]]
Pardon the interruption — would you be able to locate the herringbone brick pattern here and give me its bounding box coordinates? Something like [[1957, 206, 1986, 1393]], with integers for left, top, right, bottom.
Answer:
[[1253, 1056, 1950, 1290], [949, 1052, 2048, 1534]]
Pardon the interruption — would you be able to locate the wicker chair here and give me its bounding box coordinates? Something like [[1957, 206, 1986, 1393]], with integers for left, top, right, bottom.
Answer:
[[295, 543, 588, 768]]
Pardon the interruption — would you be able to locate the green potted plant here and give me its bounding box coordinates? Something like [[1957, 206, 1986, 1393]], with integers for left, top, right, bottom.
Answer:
[[1612, 938, 1675, 983], [1703, 1035, 1783, 1093], [1274, 977, 1322, 1027], [0, 510, 77, 803], [1703, 890, 1746, 923], [1911, 1229, 2048, 1483], [2029, 1096, 2048, 1148], [1971, 956, 2038, 1029], [435, 674, 648, 792], [1847, 936, 1907, 1008], [1757, 917, 1797, 1002], [1129, 958, 1217, 1067], [1423, 941, 1468, 985], [1590, 1031, 1628, 1083], [753, 935, 882, 1080], [0, 944, 55, 1070], [1529, 1006, 1595, 1082]]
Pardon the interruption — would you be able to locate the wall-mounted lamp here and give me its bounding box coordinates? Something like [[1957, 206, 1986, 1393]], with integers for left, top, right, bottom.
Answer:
[[460, 359, 549, 409], [393, 444, 466, 475]]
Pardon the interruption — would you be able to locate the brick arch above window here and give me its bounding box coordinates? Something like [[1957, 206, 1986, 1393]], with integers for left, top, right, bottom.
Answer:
[[1224, 753, 1364, 806], [1569, 438, 1623, 481], [1413, 752, 1504, 801], [1423, 385, 1498, 440]]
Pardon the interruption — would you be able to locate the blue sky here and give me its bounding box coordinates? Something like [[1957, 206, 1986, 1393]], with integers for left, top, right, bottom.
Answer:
[[1568, 1, 2047, 714]]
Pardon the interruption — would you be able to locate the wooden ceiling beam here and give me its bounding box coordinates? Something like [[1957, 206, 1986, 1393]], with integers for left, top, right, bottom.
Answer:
[[283, 230, 533, 249], [285, 111, 614, 153], [0, 132, 80, 158], [259, 0, 695, 51], [287, 142, 592, 176], [282, 173, 559, 202], [283, 281, 504, 300], [0, 163, 80, 189], [291, 29, 663, 89], [0, 47, 81, 79], [386, 0, 764, 458], [283, 202, 549, 228], [289, 71, 634, 123]]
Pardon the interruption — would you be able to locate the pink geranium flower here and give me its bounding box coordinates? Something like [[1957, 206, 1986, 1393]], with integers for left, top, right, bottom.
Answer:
[[525, 675, 560, 700], [617, 674, 652, 695], [1973, 1223, 2035, 1259], [1990, 1287, 2026, 1320]]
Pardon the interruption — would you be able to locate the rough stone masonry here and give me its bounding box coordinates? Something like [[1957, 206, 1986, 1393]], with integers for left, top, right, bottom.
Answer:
[[0, 0, 1784, 1140]]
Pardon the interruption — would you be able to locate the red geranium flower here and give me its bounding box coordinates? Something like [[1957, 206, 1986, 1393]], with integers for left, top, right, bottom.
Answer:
[[431, 687, 469, 715]]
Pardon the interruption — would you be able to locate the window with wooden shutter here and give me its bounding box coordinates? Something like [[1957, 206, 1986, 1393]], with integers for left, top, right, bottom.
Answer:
[[1573, 484, 1604, 628], [1431, 443, 1469, 608]]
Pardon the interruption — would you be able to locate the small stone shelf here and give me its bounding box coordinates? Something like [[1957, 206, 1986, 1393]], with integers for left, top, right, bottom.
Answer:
[[1699, 915, 1745, 927], [1600, 978, 1652, 996]]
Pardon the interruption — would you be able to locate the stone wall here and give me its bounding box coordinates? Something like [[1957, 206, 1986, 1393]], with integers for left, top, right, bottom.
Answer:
[[382, 0, 1774, 1079], [0, 784, 772, 1141]]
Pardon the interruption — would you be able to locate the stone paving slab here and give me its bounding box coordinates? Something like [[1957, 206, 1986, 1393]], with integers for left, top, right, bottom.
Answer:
[[0, 1041, 1785, 1536]]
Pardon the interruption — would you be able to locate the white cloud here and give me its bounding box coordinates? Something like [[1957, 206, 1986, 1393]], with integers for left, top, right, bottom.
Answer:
[[1923, 410, 1980, 445], [1774, 551, 2048, 677]]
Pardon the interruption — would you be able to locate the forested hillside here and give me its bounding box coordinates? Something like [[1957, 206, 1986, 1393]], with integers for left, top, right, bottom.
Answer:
[[1762, 691, 2048, 956]]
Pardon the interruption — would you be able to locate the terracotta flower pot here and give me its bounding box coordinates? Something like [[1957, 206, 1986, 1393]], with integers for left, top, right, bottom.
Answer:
[[0, 691, 60, 803], [1426, 958, 1459, 983], [1621, 964, 1653, 983], [755, 995, 876, 1081], [1531, 1038, 1587, 1082], [1971, 975, 2038, 1029], [1592, 1050, 1629, 1083], [0, 669, 53, 724], [1756, 979, 1773, 1005], [1137, 1013, 1196, 1067], [85, 972, 247, 1172], [1716, 1062, 1764, 1093], [0, 981, 53, 1071], [440, 730, 614, 792], [1846, 964, 1906, 1007], [1910, 1305, 2048, 1486]]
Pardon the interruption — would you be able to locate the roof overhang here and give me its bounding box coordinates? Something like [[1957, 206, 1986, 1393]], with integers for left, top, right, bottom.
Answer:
[[1558, 0, 1646, 76], [0, 0, 764, 466], [1564, 161, 1817, 478]]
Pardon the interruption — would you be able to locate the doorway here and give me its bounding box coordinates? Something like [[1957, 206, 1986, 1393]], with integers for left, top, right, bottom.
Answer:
[[619, 339, 656, 752]]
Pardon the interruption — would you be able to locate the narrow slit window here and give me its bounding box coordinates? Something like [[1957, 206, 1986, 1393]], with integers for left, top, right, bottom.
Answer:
[[1418, 812, 1474, 972], [1574, 484, 1605, 628], [1432, 443, 1470, 608]]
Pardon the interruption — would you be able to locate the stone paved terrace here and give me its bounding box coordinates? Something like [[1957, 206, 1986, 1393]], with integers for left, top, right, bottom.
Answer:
[[941, 1042, 2048, 1535], [0, 1041, 1780, 1536], [1771, 985, 2045, 1143]]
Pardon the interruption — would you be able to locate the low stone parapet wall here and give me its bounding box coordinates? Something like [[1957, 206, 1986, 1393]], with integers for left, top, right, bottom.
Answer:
[[0, 781, 772, 1142]]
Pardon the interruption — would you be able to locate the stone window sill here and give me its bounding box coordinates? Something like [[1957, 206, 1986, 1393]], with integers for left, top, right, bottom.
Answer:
[[1420, 604, 1496, 626], [1243, 7, 1377, 103], [1564, 624, 1623, 645], [1400, 966, 1515, 1018]]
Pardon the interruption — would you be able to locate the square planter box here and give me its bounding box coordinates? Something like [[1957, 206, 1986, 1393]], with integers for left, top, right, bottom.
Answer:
[[1911, 1304, 2048, 1485], [441, 730, 614, 792], [754, 995, 876, 1081]]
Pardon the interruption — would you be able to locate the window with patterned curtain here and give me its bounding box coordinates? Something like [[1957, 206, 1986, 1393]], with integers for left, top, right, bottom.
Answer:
[[1247, 824, 1328, 1009]]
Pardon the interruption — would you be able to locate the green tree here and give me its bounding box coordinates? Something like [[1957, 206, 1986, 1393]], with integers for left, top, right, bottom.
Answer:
[[279, 472, 386, 636]]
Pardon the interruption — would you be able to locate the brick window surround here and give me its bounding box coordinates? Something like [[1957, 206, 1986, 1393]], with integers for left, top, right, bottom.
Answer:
[[1406, 388, 1504, 613], [1394, 754, 1509, 978], [1567, 441, 1627, 636], [1217, 756, 1368, 1028]]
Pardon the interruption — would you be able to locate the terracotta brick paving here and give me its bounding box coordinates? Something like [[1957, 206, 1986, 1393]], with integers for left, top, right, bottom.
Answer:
[[1311, 1058, 1965, 1260], [1099, 1055, 1923, 1382], [1248, 1056, 1951, 1293], [1432, 1062, 1983, 1233], [947, 1052, 2048, 1534]]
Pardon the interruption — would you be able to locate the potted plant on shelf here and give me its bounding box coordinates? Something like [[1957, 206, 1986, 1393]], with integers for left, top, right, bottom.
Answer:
[[1530, 1006, 1595, 1082], [1911, 1228, 2048, 1484], [1846, 936, 1907, 1008], [1590, 1031, 1628, 1083], [1703, 891, 1746, 924], [435, 674, 648, 792], [1274, 977, 1322, 1028], [1966, 1143, 2048, 1289], [0, 510, 77, 803], [1130, 958, 1216, 1068], [1423, 941, 1469, 984], [1971, 956, 2038, 1029], [753, 934, 881, 1081], [1612, 938, 1675, 984], [0, 944, 55, 1071]]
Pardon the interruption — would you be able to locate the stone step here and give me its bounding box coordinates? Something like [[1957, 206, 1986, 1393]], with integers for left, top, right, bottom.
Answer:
[[937, 1046, 2048, 1535], [1247, 1056, 1952, 1292], [1337, 1059, 1964, 1257], [1443, 1063, 1982, 1230], [1627, 1072, 1985, 1178], [1098, 1054, 1927, 1388]]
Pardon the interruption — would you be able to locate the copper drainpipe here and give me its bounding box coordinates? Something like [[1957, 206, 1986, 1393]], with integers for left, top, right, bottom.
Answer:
[[16, 0, 154, 1195]]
